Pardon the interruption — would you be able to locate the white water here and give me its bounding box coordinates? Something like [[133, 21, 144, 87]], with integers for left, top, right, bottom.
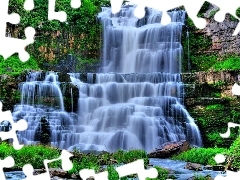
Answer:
[[67, 6, 202, 152], [13, 72, 75, 148], [13, 6, 202, 152]]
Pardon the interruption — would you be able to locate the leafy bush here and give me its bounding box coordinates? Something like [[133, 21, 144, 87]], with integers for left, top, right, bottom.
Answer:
[[213, 56, 240, 71], [227, 136, 240, 168], [171, 147, 228, 165], [113, 149, 148, 166], [146, 166, 169, 180], [0, 55, 39, 75], [205, 104, 225, 111], [0, 142, 61, 169], [69, 149, 149, 175]]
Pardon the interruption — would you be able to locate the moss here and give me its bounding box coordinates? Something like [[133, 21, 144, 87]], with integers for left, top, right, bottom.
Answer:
[[213, 56, 240, 71], [189, 100, 240, 148], [182, 17, 214, 72]]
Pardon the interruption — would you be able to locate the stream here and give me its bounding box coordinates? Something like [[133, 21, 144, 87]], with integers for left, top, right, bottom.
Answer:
[[149, 158, 226, 179], [4, 158, 226, 179]]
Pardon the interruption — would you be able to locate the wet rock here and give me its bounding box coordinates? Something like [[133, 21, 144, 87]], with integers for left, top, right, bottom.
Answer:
[[212, 165, 225, 171], [148, 141, 190, 158], [203, 165, 213, 170], [34, 168, 69, 178], [185, 162, 202, 171], [187, 175, 214, 180]]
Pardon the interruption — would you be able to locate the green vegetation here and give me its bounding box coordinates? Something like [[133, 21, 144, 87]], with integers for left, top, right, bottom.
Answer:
[[183, 4, 240, 72], [190, 102, 240, 148], [171, 147, 227, 165], [227, 136, 240, 168], [0, 142, 61, 169], [7, 0, 111, 69], [146, 166, 169, 180], [0, 142, 171, 179], [213, 56, 240, 71], [172, 136, 240, 171], [0, 55, 39, 75], [182, 17, 213, 72]]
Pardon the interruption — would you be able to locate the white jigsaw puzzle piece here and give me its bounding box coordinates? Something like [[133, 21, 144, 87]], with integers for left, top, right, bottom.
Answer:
[[0, 156, 14, 180], [0, 0, 36, 62], [0, 101, 28, 150], [22, 149, 73, 180]]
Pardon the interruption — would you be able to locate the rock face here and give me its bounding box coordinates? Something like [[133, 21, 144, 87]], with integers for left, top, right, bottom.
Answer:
[[148, 141, 190, 158], [199, 4, 240, 56]]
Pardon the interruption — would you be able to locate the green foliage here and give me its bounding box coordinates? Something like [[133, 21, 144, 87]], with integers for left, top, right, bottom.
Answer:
[[182, 17, 214, 72], [205, 104, 224, 111], [146, 166, 169, 180], [0, 55, 39, 75], [213, 56, 240, 71], [171, 147, 228, 165], [107, 165, 120, 180], [113, 149, 148, 166], [0, 142, 61, 169], [236, 7, 240, 18], [69, 149, 149, 175], [8, 0, 111, 68], [208, 9, 219, 18], [227, 136, 240, 168], [197, 1, 210, 18], [190, 55, 217, 72]]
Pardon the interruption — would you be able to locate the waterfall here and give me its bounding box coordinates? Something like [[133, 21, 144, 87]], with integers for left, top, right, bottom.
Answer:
[[13, 5, 202, 152], [66, 6, 202, 152], [12, 72, 75, 148]]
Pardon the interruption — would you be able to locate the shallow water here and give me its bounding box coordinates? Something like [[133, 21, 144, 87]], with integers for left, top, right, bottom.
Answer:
[[5, 159, 227, 179], [149, 158, 226, 179]]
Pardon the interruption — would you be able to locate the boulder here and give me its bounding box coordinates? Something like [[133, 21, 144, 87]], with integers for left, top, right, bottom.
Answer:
[[185, 162, 202, 171], [148, 141, 191, 158]]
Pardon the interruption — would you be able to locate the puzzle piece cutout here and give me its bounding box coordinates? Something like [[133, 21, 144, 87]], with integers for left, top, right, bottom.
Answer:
[[0, 156, 15, 180], [0, 101, 28, 150], [110, 0, 240, 35], [22, 149, 73, 180], [79, 159, 158, 180]]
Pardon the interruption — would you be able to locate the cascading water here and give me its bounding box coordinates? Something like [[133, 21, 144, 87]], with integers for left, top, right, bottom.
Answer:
[[13, 5, 202, 152], [12, 72, 75, 148], [66, 6, 202, 152]]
